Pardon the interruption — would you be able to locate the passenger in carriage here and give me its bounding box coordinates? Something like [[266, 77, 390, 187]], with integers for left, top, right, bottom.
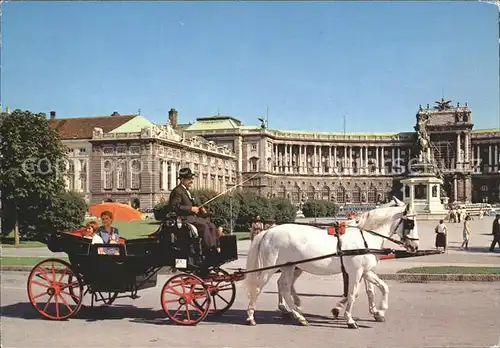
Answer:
[[167, 167, 219, 256], [95, 210, 120, 255], [81, 221, 105, 255]]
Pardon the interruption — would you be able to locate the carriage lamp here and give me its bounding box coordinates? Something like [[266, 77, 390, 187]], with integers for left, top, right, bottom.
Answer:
[[176, 217, 183, 229]]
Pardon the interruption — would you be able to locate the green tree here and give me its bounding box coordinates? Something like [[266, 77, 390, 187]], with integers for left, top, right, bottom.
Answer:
[[0, 109, 76, 244]]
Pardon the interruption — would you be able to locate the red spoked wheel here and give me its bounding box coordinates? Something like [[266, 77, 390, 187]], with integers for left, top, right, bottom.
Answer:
[[199, 269, 236, 316], [27, 258, 83, 320], [161, 273, 211, 325]]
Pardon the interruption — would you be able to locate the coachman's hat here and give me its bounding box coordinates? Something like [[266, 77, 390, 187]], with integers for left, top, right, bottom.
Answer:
[[178, 167, 196, 179]]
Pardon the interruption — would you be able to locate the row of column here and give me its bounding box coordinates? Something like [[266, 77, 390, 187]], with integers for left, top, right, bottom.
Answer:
[[473, 144, 499, 172], [272, 144, 405, 175], [160, 160, 233, 192]]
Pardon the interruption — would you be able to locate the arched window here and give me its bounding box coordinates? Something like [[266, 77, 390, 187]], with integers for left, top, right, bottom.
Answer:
[[278, 185, 286, 198], [367, 185, 377, 203], [79, 160, 87, 192], [249, 157, 258, 172], [292, 185, 300, 203], [116, 160, 126, 190], [322, 186, 330, 200], [336, 186, 345, 203], [307, 185, 315, 201], [351, 185, 361, 203], [103, 161, 113, 190], [130, 160, 141, 190], [67, 161, 75, 191]]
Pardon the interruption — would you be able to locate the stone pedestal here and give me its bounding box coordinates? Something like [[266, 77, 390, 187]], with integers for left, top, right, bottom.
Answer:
[[401, 176, 448, 220]]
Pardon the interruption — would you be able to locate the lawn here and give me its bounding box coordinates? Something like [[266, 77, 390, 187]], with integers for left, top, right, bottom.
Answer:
[[397, 266, 500, 275], [1, 219, 250, 248], [0, 256, 69, 267]]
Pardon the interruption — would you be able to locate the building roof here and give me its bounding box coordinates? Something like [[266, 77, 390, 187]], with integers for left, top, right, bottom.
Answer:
[[49, 114, 137, 139], [184, 116, 243, 131], [109, 115, 154, 133], [472, 128, 500, 134]]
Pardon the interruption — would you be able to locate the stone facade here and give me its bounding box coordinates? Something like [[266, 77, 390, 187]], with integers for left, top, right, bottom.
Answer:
[[88, 123, 237, 209], [52, 100, 500, 208], [182, 100, 500, 205]]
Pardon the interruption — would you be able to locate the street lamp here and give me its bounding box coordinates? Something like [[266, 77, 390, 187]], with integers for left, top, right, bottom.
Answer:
[[226, 183, 235, 235]]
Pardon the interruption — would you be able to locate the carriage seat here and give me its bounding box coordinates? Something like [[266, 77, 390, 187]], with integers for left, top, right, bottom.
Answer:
[[184, 223, 199, 238]]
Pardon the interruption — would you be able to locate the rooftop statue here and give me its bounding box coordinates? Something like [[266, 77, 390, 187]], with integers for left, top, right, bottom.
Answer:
[[434, 98, 453, 111]]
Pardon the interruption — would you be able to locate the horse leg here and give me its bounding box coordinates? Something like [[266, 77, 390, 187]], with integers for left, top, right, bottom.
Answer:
[[246, 269, 275, 326], [291, 268, 303, 311], [332, 276, 361, 319], [277, 272, 292, 316], [343, 269, 364, 329], [279, 266, 309, 326], [364, 277, 378, 316], [363, 270, 389, 322]]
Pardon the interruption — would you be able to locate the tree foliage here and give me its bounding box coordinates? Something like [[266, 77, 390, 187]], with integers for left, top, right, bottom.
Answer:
[[0, 109, 87, 240], [302, 200, 339, 218], [153, 188, 296, 232]]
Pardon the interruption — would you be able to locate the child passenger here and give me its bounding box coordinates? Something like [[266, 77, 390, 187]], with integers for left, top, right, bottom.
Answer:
[[81, 220, 105, 255], [95, 211, 120, 255]]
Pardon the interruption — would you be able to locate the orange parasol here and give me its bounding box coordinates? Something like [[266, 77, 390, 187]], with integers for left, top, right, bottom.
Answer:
[[88, 202, 143, 222]]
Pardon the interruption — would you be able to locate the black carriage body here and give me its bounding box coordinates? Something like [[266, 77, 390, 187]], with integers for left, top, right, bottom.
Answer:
[[44, 215, 239, 294]]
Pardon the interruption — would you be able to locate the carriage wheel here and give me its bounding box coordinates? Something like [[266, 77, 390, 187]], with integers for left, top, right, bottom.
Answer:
[[161, 273, 211, 325], [27, 258, 83, 320], [199, 269, 236, 316]]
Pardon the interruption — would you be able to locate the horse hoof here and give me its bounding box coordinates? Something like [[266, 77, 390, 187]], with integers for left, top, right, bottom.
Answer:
[[298, 318, 309, 326], [374, 314, 386, 322], [246, 318, 257, 326], [347, 322, 359, 329], [331, 308, 340, 319]]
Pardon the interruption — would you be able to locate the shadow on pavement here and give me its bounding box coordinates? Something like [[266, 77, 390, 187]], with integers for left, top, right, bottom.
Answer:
[[447, 245, 500, 254], [263, 290, 343, 299], [2, 301, 375, 329]]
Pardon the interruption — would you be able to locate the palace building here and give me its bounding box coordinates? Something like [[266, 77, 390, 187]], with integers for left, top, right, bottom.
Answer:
[[49, 99, 500, 209]]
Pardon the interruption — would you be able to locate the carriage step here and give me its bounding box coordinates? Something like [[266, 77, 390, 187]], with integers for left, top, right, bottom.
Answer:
[[130, 295, 141, 299]]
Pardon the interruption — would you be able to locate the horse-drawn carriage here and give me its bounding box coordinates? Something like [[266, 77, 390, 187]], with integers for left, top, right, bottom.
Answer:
[[27, 212, 243, 325], [27, 199, 440, 328]]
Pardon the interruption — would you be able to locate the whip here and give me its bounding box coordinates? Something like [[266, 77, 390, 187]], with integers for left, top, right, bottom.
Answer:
[[200, 173, 260, 207]]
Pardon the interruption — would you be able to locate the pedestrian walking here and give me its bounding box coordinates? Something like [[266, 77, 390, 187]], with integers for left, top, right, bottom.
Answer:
[[434, 219, 448, 252], [489, 214, 500, 252], [461, 215, 471, 250]]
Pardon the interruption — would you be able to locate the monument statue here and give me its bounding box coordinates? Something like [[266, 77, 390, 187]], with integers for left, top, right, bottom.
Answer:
[[257, 117, 267, 129], [415, 112, 431, 161], [434, 98, 452, 111]]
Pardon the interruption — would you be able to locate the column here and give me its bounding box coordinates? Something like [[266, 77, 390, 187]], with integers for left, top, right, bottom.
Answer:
[[381, 146, 385, 175], [344, 146, 348, 175], [169, 161, 177, 190], [464, 133, 469, 163], [495, 145, 499, 172], [476, 145, 481, 173], [453, 177, 458, 203], [328, 146, 332, 174], [364, 146, 369, 175], [333, 146, 337, 175], [375, 147, 379, 175], [391, 148, 395, 175], [489, 145, 492, 172], [349, 147, 353, 175], [456, 133, 461, 163], [313, 146, 317, 174], [162, 160, 168, 190], [409, 184, 415, 203], [318, 146, 322, 174]]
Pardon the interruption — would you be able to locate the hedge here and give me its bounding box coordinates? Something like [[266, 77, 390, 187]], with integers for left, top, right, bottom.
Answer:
[[153, 189, 297, 232]]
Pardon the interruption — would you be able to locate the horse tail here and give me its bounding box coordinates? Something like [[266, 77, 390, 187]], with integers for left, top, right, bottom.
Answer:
[[243, 229, 271, 298]]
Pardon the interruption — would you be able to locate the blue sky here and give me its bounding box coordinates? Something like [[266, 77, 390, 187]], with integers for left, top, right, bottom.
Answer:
[[3, 1, 499, 132]]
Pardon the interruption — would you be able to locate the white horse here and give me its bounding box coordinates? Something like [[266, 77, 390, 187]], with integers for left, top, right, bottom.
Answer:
[[244, 200, 419, 329], [275, 199, 406, 319]]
